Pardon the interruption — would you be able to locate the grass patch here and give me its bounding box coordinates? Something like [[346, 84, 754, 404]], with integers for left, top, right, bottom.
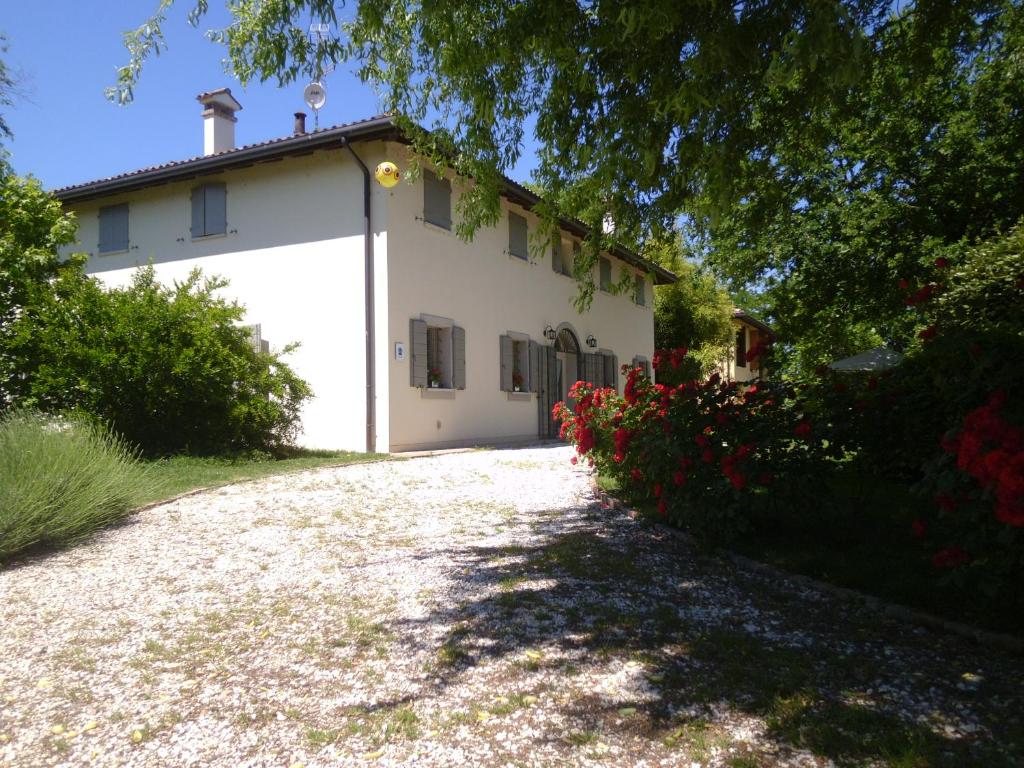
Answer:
[[0, 410, 150, 563], [137, 449, 386, 505]]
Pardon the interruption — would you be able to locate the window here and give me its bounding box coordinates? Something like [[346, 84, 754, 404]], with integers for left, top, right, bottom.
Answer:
[[633, 274, 646, 306], [500, 334, 534, 392], [599, 256, 612, 291], [508, 212, 528, 260], [423, 170, 452, 230], [427, 327, 450, 387], [191, 183, 227, 238], [410, 318, 465, 389], [735, 328, 747, 368], [552, 238, 573, 276], [581, 350, 618, 390], [98, 203, 129, 254], [632, 355, 651, 379]]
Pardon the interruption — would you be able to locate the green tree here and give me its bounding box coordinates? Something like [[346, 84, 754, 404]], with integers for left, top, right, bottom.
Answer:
[[0, 160, 82, 409], [0, 34, 16, 144], [693, 1, 1024, 372], [645, 236, 734, 377], [8, 265, 312, 456], [112, 1, 898, 276]]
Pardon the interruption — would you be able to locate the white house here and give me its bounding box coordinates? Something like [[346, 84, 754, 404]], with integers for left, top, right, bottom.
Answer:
[[56, 89, 675, 453]]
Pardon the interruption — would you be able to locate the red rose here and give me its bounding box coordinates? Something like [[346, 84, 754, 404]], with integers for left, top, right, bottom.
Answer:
[[911, 518, 926, 538], [794, 420, 812, 439], [934, 257, 949, 268], [657, 499, 667, 517], [673, 470, 686, 486], [653, 483, 663, 498], [569, 456, 578, 465], [630, 468, 644, 482], [932, 545, 970, 569]]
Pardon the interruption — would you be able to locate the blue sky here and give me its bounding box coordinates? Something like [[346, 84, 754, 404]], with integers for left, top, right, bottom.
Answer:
[[2, 2, 540, 190]]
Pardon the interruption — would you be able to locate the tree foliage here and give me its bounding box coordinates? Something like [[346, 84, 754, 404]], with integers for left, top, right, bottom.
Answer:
[[113, 0, 893, 282], [693, 1, 1024, 371], [645, 237, 734, 377], [0, 160, 81, 409], [6, 265, 312, 456], [0, 34, 16, 143]]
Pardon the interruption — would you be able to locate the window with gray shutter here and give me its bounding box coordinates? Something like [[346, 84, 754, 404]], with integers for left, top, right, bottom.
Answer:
[[633, 274, 646, 306], [191, 183, 227, 238], [410, 319, 428, 387], [452, 326, 466, 390], [599, 257, 612, 291], [602, 353, 618, 391], [98, 203, 129, 253], [551, 238, 563, 274], [423, 170, 452, 230], [508, 212, 528, 260], [529, 341, 541, 393], [632, 355, 651, 378], [499, 335, 514, 391]]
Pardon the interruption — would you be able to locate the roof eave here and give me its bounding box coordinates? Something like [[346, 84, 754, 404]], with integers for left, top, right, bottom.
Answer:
[[55, 116, 399, 204]]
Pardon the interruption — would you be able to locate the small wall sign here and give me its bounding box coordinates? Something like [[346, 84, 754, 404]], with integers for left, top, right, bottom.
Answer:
[[395, 342, 406, 361]]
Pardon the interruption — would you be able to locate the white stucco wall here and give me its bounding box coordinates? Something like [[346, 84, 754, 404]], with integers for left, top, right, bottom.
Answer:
[[65, 147, 392, 452], [383, 146, 656, 452]]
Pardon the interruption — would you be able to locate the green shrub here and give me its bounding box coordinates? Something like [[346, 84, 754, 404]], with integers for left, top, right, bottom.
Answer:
[[6, 265, 312, 456], [0, 410, 150, 562], [556, 357, 826, 543]]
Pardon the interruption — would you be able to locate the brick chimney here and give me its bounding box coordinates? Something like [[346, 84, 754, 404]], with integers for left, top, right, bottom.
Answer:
[[196, 88, 243, 156]]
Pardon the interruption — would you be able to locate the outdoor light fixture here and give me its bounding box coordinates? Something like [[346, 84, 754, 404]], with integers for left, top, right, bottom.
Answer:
[[586, 334, 597, 348], [544, 325, 557, 340]]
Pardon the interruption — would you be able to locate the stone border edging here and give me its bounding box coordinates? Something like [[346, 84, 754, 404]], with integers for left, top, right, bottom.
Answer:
[[591, 480, 1024, 656]]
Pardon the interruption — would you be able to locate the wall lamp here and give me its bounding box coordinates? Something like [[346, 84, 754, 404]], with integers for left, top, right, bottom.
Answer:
[[586, 334, 598, 348], [543, 325, 557, 341]]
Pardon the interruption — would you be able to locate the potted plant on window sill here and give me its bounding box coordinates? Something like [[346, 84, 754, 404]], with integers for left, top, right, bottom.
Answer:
[[512, 372, 524, 392], [428, 368, 442, 388]]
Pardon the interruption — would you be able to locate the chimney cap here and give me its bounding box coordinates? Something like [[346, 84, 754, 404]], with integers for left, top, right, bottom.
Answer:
[[196, 87, 243, 113]]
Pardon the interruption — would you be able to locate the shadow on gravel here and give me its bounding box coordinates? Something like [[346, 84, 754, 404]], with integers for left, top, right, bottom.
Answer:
[[391, 502, 1024, 767]]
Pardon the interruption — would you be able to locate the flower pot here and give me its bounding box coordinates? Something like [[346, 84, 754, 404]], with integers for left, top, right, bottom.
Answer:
[[513, 385, 521, 392], [430, 382, 440, 388]]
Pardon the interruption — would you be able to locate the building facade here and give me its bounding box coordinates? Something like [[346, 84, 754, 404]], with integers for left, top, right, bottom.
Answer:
[[57, 95, 674, 452]]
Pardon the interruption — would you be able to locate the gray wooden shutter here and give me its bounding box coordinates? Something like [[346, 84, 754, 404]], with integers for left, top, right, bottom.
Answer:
[[551, 239, 562, 273], [508, 213, 528, 259], [603, 353, 618, 391], [99, 203, 129, 253], [544, 345, 558, 434], [580, 353, 594, 384], [205, 183, 227, 235], [528, 340, 540, 393], [452, 326, 466, 390], [190, 187, 205, 238], [423, 171, 452, 229], [599, 257, 612, 290], [410, 319, 428, 387], [499, 334, 513, 391]]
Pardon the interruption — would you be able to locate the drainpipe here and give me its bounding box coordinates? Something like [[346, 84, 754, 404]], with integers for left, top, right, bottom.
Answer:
[[340, 137, 376, 454]]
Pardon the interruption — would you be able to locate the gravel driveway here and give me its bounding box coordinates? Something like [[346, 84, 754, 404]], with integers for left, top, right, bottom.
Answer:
[[1, 445, 1021, 767]]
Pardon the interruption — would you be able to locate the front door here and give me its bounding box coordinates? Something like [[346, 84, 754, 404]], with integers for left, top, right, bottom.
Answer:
[[538, 328, 581, 439]]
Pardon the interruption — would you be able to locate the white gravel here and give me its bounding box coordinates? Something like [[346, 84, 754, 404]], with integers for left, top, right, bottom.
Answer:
[[0, 445, 1021, 767]]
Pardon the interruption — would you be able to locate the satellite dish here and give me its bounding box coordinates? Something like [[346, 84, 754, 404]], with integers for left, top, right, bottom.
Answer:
[[303, 82, 326, 111]]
